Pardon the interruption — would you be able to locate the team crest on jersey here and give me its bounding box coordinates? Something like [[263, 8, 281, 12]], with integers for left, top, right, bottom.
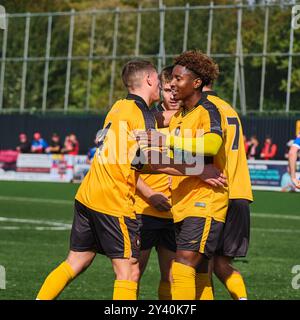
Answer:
[[175, 126, 180, 136]]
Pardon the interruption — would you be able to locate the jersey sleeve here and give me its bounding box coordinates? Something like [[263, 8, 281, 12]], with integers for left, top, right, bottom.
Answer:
[[292, 137, 300, 149]]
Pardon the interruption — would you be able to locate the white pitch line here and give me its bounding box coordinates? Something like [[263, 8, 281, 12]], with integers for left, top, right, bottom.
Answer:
[[252, 227, 300, 234], [0, 196, 299, 221], [0, 196, 73, 205], [251, 213, 300, 221], [0, 226, 70, 231], [0, 217, 71, 228], [0, 224, 298, 234]]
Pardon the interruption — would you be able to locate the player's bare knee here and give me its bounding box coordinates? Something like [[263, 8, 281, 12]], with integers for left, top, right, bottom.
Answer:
[[131, 261, 140, 282], [213, 256, 223, 277], [66, 251, 95, 275], [176, 250, 202, 268]]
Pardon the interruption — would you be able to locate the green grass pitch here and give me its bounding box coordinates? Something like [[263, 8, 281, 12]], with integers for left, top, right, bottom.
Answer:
[[0, 181, 299, 300]]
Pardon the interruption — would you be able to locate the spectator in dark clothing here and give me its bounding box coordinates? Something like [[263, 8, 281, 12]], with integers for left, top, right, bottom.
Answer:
[[46, 133, 63, 154], [31, 132, 49, 154], [61, 134, 79, 155], [16, 133, 31, 153], [247, 135, 260, 160], [260, 136, 278, 160]]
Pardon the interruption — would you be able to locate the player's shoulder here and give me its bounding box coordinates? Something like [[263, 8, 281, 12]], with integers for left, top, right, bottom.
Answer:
[[293, 136, 300, 147], [107, 98, 143, 120], [198, 94, 222, 121], [205, 92, 238, 116]]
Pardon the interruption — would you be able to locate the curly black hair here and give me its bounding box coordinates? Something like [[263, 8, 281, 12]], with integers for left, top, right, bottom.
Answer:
[[174, 50, 219, 86]]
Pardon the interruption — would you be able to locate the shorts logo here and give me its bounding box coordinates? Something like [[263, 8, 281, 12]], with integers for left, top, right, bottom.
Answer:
[[134, 236, 141, 249], [189, 240, 198, 244], [195, 202, 206, 208]]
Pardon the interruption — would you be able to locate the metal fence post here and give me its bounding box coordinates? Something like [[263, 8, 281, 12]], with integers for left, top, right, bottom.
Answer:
[[207, 1, 214, 56], [108, 7, 120, 108], [182, 3, 190, 52], [85, 11, 96, 111], [0, 16, 8, 111], [239, 6, 247, 116], [135, 4, 142, 56], [286, 3, 295, 113], [42, 15, 52, 113], [20, 13, 30, 113], [64, 9, 75, 113], [158, 0, 165, 72], [259, 4, 269, 113], [232, 7, 241, 109]]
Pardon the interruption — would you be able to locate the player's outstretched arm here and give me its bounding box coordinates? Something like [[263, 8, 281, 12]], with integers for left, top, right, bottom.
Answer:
[[288, 145, 300, 189], [135, 130, 223, 156]]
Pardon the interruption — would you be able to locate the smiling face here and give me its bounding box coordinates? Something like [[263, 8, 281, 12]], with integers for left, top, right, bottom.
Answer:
[[170, 65, 202, 104]]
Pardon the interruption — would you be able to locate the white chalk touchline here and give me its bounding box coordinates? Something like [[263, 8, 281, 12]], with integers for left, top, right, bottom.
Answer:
[[0, 195, 299, 220], [0, 216, 299, 234], [251, 213, 300, 221], [0, 196, 73, 205], [252, 227, 300, 234], [0, 216, 71, 228], [0, 226, 70, 230]]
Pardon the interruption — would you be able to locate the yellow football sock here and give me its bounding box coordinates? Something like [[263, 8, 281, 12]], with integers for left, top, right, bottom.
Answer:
[[225, 272, 247, 300], [158, 280, 172, 300], [36, 261, 75, 300], [195, 272, 214, 300], [113, 280, 138, 300], [171, 262, 196, 300]]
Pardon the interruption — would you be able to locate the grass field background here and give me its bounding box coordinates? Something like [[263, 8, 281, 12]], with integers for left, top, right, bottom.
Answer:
[[0, 181, 299, 300]]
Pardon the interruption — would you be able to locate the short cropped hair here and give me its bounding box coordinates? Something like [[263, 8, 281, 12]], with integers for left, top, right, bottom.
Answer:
[[159, 65, 174, 85], [122, 59, 156, 90], [174, 50, 219, 86]]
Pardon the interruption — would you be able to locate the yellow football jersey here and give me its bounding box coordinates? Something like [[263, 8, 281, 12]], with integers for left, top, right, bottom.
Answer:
[[169, 95, 229, 223], [75, 94, 157, 219], [134, 128, 172, 219], [203, 91, 253, 202]]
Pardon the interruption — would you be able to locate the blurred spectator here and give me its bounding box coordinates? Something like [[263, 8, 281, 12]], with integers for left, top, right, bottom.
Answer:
[[31, 132, 48, 154], [87, 137, 97, 164], [260, 136, 277, 160], [244, 135, 249, 154], [61, 134, 79, 155], [46, 133, 63, 154], [247, 135, 260, 160], [288, 134, 300, 189], [284, 139, 294, 159], [16, 133, 31, 153], [281, 166, 296, 192]]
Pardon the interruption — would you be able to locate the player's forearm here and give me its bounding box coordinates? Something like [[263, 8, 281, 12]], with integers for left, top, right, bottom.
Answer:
[[136, 176, 155, 198], [166, 133, 222, 156]]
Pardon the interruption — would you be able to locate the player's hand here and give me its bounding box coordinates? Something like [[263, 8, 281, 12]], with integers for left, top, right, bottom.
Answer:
[[134, 129, 166, 147], [199, 164, 227, 187], [292, 177, 300, 189], [148, 192, 172, 211]]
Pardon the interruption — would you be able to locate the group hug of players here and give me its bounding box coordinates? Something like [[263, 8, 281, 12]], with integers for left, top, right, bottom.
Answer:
[[36, 50, 253, 300]]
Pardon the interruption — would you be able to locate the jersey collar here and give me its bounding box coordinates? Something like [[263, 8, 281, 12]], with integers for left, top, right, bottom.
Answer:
[[126, 93, 149, 110]]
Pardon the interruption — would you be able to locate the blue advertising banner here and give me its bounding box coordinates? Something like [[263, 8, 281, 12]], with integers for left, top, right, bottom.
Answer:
[[248, 160, 300, 192]]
